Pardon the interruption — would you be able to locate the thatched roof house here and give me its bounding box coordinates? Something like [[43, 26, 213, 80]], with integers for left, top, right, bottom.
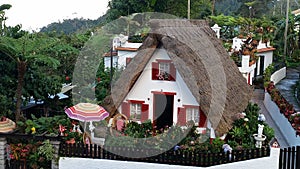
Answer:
[[103, 19, 252, 136]]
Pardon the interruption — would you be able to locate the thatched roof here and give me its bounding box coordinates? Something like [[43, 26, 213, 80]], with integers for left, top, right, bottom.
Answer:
[[103, 19, 253, 136]]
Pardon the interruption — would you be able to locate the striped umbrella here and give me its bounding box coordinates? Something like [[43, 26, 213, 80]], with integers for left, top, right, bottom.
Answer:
[[65, 103, 109, 122], [0, 117, 16, 133]]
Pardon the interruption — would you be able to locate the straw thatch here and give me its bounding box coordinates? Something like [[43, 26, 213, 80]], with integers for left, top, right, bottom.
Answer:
[[102, 19, 253, 136]]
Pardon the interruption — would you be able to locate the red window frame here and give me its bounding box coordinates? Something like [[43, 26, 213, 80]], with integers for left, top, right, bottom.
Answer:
[[152, 59, 176, 81], [177, 105, 207, 127], [122, 100, 149, 122]]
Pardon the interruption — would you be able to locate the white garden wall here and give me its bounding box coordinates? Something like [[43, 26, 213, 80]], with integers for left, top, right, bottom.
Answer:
[[59, 148, 279, 169], [271, 67, 286, 85], [264, 92, 300, 146]]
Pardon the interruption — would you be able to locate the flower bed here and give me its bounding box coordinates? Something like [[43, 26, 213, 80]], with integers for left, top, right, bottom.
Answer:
[[105, 102, 274, 152], [266, 82, 300, 136], [8, 140, 53, 169]]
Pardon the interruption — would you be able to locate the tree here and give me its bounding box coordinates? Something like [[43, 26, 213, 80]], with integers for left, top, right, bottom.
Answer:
[[0, 34, 60, 122], [234, 0, 274, 18], [106, 0, 212, 21], [0, 4, 11, 35], [0, 50, 17, 119]]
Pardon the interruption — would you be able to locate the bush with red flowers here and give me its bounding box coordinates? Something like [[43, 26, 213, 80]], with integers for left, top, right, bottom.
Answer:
[[266, 82, 300, 136]]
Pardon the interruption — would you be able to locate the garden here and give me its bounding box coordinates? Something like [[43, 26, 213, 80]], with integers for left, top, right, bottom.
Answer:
[[0, 114, 85, 169], [105, 102, 274, 152], [0, 101, 275, 168]]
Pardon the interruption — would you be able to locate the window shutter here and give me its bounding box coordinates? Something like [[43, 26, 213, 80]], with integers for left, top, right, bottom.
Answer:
[[141, 104, 149, 122], [199, 109, 207, 127], [169, 62, 176, 81], [121, 102, 130, 119], [177, 107, 186, 126], [152, 62, 159, 80]]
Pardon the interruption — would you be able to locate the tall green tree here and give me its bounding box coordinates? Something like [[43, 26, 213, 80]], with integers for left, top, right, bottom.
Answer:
[[0, 34, 60, 122]]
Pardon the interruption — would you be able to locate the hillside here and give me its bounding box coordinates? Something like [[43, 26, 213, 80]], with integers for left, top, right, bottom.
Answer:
[[39, 14, 107, 34]]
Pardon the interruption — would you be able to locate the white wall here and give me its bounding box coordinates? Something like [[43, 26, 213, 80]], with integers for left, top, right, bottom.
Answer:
[[260, 51, 273, 72], [104, 56, 119, 69], [270, 67, 286, 85], [59, 148, 280, 169], [264, 92, 300, 146], [104, 51, 139, 69], [120, 48, 199, 123], [238, 55, 256, 85], [117, 50, 138, 68]]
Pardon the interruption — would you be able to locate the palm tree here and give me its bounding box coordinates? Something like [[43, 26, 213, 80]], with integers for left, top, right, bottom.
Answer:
[[0, 34, 60, 122], [0, 4, 12, 35]]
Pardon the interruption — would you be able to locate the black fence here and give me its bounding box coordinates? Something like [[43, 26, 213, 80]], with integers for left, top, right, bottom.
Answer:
[[59, 143, 270, 167], [5, 160, 31, 169], [279, 146, 300, 169]]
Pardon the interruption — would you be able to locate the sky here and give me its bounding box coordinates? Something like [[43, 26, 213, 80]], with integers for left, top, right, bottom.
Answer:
[[2, 0, 110, 31]]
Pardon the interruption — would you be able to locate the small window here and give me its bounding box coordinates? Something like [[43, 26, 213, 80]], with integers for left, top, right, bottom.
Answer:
[[157, 62, 170, 80], [130, 103, 141, 120], [159, 62, 170, 74], [186, 108, 199, 124], [152, 60, 176, 81]]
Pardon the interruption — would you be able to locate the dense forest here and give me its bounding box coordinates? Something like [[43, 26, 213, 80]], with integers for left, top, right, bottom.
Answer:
[[40, 0, 300, 34]]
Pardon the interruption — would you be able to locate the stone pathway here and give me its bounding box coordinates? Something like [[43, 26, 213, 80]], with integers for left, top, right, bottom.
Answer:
[[251, 89, 289, 148], [276, 67, 300, 112]]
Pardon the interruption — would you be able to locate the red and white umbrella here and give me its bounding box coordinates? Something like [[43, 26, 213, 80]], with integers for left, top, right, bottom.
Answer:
[[65, 103, 110, 136], [65, 103, 109, 122]]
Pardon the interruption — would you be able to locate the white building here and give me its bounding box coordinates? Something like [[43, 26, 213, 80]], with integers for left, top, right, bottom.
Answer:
[[105, 19, 252, 138], [104, 35, 142, 69], [232, 37, 275, 85]]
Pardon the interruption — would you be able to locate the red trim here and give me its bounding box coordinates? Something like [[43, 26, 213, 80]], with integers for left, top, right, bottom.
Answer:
[[257, 47, 276, 53], [248, 73, 251, 84], [127, 100, 145, 104], [152, 62, 159, 80], [121, 102, 130, 119], [156, 59, 172, 63], [177, 107, 186, 126], [115, 46, 139, 51], [199, 108, 207, 127], [183, 105, 199, 109], [141, 104, 149, 122], [103, 52, 118, 57], [151, 91, 176, 95], [152, 60, 176, 81], [126, 57, 132, 66], [152, 96, 157, 132], [169, 63, 176, 81]]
